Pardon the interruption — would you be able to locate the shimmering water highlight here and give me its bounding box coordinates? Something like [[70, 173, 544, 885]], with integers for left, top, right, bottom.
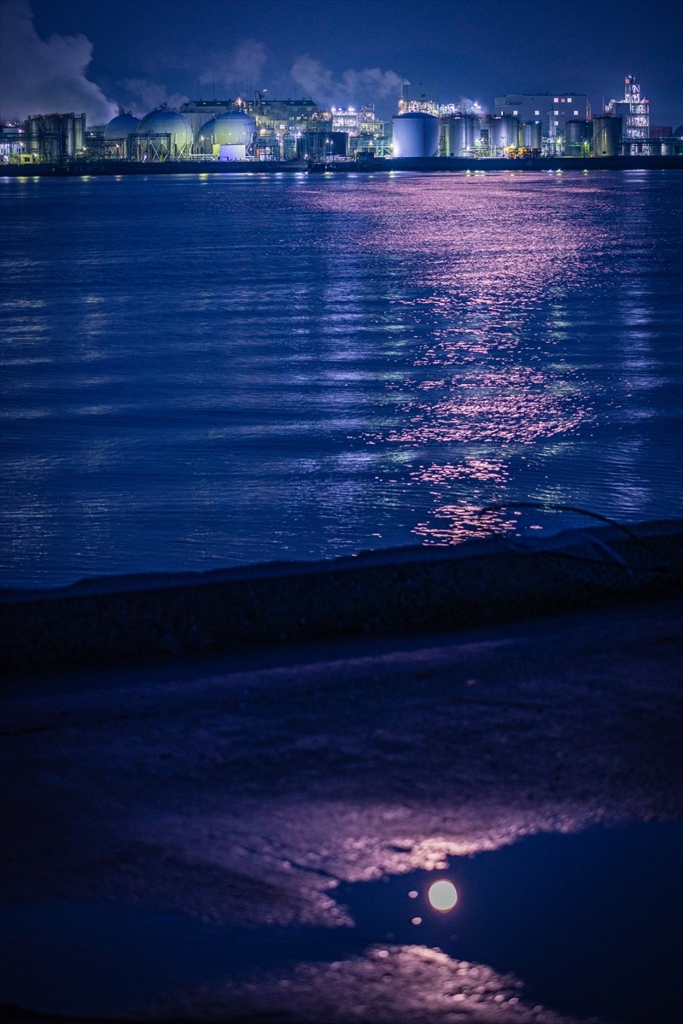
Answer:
[[1, 171, 681, 586]]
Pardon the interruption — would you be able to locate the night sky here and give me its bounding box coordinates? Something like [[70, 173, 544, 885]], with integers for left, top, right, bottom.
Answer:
[[1, 0, 682, 126]]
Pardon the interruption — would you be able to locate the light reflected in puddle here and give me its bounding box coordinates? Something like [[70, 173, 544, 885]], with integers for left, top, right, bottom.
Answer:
[[1, 822, 681, 1023], [427, 878, 458, 911]]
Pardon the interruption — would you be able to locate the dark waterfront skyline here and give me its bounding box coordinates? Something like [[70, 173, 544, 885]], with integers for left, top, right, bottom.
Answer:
[[1, 0, 682, 127]]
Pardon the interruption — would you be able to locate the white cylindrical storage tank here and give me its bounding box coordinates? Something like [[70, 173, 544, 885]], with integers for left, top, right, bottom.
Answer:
[[196, 110, 256, 155], [488, 117, 503, 149], [522, 120, 542, 150], [564, 119, 591, 156], [592, 116, 621, 157], [134, 108, 193, 159], [489, 115, 519, 151], [392, 112, 439, 158], [444, 115, 478, 156]]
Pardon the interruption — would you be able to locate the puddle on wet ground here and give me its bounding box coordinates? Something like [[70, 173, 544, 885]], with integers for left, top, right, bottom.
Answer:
[[2, 822, 681, 1023]]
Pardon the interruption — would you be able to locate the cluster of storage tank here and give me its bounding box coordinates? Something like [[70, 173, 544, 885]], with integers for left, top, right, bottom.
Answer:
[[392, 109, 628, 159], [103, 108, 257, 160], [393, 111, 544, 158], [392, 111, 530, 158], [105, 105, 627, 163]]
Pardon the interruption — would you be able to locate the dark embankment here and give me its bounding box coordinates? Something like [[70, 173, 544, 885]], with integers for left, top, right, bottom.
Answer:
[[1, 519, 681, 675]]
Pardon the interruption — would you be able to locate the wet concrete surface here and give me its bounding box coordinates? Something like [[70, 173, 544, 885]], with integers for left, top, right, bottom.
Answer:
[[1, 596, 682, 1023]]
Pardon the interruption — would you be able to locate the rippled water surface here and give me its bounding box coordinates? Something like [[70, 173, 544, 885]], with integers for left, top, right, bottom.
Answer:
[[1, 170, 682, 586]]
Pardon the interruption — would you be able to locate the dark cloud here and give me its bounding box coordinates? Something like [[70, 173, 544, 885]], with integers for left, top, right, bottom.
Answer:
[[7, 1, 683, 126], [198, 39, 268, 95]]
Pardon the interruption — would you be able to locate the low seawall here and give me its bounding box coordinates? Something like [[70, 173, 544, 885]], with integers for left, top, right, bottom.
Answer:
[[2, 519, 681, 674], [0, 159, 308, 177], [2, 154, 683, 178], [364, 154, 683, 172]]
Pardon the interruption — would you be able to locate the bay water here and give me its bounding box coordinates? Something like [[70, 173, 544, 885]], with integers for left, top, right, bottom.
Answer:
[[1, 169, 682, 588]]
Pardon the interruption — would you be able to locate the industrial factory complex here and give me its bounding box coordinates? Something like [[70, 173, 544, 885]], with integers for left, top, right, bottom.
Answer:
[[2, 75, 682, 172]]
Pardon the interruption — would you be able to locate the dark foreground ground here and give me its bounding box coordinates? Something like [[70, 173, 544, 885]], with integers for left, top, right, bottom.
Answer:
[[1, 580, 682, 1024]]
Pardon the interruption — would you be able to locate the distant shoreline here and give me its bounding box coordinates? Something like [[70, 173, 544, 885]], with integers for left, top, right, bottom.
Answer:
[[2, 153, 683, 177]]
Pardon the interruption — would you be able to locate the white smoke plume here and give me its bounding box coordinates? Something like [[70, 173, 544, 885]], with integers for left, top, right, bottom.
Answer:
[[291, 55, 406, 106], [198, 39, 268, 95], [0, 0, 118, 123], [122, 79, 190, 118], [456, 96, 485, 114]]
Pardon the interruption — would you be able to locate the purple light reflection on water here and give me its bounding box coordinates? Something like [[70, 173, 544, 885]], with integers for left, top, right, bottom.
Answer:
[[0, 171, 681, 586]]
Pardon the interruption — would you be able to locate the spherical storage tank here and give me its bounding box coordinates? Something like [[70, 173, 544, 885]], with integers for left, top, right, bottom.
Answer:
[[392, 113, 439, 158], [196, 111, 256, 151], [104, 111, 141, 158], [104, 112, 141, 142], [134, 108, 194, 157]]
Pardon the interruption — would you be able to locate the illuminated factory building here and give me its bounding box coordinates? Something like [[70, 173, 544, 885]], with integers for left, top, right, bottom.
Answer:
[[607, 75, 651, 154], [2, 72, 681, 165]]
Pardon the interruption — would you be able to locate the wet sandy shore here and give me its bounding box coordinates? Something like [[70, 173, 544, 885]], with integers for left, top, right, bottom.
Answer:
[[1, 587, 681, 1023]]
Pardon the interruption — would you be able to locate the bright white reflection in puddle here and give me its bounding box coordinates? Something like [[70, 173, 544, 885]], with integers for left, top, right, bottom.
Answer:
[[2, 823, 681, 1023], [428, 878, 458, 911]]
